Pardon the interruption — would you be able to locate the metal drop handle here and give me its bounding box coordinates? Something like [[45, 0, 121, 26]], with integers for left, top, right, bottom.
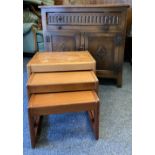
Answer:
[[103, 25, 109, 31], [79, 45, 84, 51]]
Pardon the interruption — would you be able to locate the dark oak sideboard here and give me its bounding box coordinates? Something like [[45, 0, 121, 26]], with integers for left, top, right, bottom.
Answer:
[[40, 5, 129, 87]]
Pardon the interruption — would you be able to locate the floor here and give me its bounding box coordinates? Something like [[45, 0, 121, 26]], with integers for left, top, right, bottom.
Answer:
[[23, 57, 132, 155]]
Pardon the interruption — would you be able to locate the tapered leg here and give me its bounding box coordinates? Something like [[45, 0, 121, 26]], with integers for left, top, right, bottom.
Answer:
[[28, 109, 43, 148]]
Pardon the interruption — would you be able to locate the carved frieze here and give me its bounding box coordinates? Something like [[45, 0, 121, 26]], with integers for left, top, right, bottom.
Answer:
[[53, 42, 71, 51], [47, 13, 120, 25]]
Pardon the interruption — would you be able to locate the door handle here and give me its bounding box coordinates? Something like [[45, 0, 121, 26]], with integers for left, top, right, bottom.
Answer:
[[114, 33, 123, 46], [79, 45, 84, 51]]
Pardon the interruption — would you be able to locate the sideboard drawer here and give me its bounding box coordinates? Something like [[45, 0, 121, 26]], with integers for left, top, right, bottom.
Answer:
[[47, 12, 125, 30]]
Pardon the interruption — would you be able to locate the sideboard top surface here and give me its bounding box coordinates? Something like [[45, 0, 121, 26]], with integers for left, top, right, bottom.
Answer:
[[39, 4, 129, 9]]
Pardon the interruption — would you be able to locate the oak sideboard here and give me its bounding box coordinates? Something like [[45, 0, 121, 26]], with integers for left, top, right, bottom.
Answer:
[[40, 4, 129, 87]]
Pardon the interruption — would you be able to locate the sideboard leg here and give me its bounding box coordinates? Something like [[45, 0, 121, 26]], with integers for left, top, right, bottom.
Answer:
[[116, 72, 122, 88]]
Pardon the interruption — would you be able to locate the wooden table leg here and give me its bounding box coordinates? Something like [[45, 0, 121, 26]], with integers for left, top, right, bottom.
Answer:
[[88, 101, 100, 140], [94, 101, 99, 140], [116, 72, 122, 88], [28, 110, 43, 148], [28, 110, 36, 148]]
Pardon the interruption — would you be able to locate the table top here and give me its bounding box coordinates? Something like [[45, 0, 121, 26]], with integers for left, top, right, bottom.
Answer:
[[27, 51, 96, 73], [29, 91, 99, 108], [28, 51, 95, 65], [27, 71, 98, 86]]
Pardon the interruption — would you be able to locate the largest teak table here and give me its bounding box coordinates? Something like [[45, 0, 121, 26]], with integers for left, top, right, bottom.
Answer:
[[27, 51, 100, 148]]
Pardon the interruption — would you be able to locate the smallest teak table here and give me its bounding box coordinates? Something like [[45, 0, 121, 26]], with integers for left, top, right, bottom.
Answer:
[[27, 51, 96, 77], [27, 51, 100, 148]]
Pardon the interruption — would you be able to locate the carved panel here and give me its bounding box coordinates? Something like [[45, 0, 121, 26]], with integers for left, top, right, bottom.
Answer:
[[54, 42, 68, 51], [51, 37, 74, 51], [45, 32, 80, 51], [47, 13, 121, 25], [95, 46, 107, 61], [85, 32, 116, 70]]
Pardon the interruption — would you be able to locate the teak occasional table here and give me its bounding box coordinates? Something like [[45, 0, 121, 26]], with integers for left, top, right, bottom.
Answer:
[[27, 51, 96, 77], [27, 51, 100, 148]]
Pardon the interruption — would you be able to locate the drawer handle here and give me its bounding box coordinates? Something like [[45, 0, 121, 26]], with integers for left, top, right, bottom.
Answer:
[[58, 26, 62, 30], [58, 16, 62, 21], [79, 45, 84, 51], [103, 25, 109, 31]]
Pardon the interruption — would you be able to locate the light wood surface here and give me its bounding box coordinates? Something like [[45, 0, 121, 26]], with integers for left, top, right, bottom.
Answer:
[[27, 51, 99, 148], [27, 71, 98, 94], [28, 51, 95, 64], [29, 91, 99, 108], [27, 51, 96, 76], [28, 90, 100, 147], [28, 71, 98, 85]]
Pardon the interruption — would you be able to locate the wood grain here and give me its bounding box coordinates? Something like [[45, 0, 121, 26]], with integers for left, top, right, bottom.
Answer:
[[40, 5, 129, 87], [28, 91, 100, 147], [27, 71, 98, 93], [28, 91, 99, 115], [28, 71, 97, 85], [27, 51, 96, 74], [29, 91, 99, 108], [27, 47, 100, 148]]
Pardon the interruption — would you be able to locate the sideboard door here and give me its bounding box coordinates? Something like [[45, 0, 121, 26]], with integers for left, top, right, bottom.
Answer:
[[84, 32, 123, 72], [44, 31, 80, 51]]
